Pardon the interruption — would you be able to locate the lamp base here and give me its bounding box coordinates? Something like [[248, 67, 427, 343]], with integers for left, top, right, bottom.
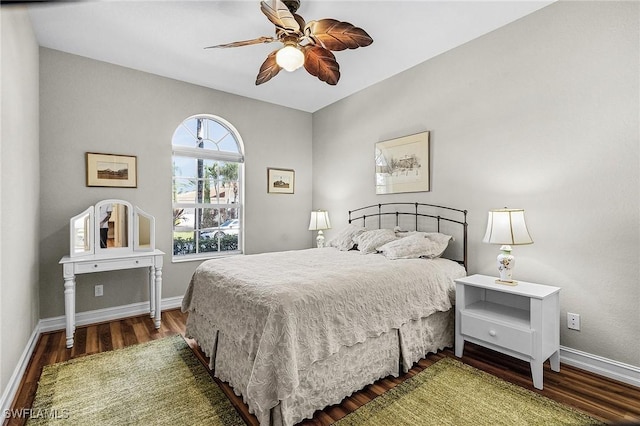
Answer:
[[496, 245, 515, 283], [316, 230, 325, 248], [495, 279, 518, 286]]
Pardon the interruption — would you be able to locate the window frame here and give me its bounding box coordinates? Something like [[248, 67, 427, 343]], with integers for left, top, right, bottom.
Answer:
[[171, 114, 244, 262]]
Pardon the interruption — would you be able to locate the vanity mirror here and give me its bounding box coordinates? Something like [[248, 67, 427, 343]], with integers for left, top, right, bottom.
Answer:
[[69, 199, 155, 257]]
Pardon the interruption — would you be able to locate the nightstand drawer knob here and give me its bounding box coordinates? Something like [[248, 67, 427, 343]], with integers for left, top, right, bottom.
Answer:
[[489, 329, 497, 337]]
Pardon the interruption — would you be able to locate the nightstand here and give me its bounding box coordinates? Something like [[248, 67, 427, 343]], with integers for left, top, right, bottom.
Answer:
[[455, 274, 561, 390]]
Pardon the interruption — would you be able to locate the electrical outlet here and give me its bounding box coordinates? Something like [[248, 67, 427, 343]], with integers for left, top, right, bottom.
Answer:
[[567, 312, 580, 330], [95, 284, 103, 297]]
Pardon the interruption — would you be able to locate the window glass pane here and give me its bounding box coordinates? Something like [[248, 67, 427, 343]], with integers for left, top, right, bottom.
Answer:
[[218, 208, 239, 229], [217, 233, 239, 252], [205, 162, 239, 203], [219, 180, 240, 204], [198, 230, 221, 254], [173, 178, 197, 203], [173, 156, 198, 178], [173, 207, 194, 231], [207, 120, 230, 141], [172, 122, 197, 148], [173, 231, 196, 256], [199, 231, 238, 253], [199, 207, 219, 230], [218, 134, 239, 153]]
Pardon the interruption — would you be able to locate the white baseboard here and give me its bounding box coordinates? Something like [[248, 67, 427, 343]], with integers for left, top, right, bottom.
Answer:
[[1, 296, 183, 417], [0, 326, 40, 420], [560, 345, 640, 388], [39, 296, 184, 333]]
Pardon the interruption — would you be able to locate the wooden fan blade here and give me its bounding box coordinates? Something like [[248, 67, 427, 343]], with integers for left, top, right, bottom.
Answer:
[[303, 45, 340, 85], [305, 19, 373, 51], [256, 50, 282, 85], [293, 13, 306, 31], [260, 0, 300, 35], [204, 36, 275, 49]]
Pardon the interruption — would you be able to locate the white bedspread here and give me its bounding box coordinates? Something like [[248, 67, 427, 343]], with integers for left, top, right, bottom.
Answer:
[[181, 247, 465, 416]]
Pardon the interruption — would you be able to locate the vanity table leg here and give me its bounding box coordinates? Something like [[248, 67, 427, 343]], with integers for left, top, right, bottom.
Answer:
[[63, 274, 76, 348], [149, 266, 155, 318], [154, 265, 162, 329]]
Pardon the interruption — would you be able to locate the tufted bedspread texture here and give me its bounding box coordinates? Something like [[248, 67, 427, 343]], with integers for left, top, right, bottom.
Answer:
[[182, 247, 466, 424]]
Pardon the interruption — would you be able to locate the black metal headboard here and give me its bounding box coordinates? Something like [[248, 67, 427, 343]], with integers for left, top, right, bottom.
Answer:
[[348, 202, 468, 270]]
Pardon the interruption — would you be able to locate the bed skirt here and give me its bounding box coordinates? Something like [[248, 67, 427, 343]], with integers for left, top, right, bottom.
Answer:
[[185, 309, 454, 426]]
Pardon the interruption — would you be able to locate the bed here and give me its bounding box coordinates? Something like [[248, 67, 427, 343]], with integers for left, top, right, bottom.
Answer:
[[182, 203, 468, 426]]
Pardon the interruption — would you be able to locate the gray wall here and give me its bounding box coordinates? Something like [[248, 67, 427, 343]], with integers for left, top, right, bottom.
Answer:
[[0, 6, 40, 396], [313, 1, 639, 366], [39, 48, 312, 318]]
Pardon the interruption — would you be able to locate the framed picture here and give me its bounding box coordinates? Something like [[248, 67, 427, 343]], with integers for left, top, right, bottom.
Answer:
[[86, 152, 137, 188], [375, 131, 430, 194], [267, 168, 295, 194]]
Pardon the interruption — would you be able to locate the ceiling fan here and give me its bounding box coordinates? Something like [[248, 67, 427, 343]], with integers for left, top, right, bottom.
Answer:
[[205, 0, 373, 86]]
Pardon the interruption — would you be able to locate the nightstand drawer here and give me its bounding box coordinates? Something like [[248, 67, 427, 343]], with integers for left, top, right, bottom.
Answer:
[[75, 257, 154, 273], [461, 312, 533, 356]]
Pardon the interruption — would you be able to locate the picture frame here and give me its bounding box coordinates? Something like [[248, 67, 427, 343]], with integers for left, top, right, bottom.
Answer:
[[375, 131, 430, 194], [86, 152, 137, 188], [267, 168, 295, 194]]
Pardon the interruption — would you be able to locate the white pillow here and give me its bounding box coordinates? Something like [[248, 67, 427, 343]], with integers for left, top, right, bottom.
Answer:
[[353, 229, 398, 254], [378, 232, 452, 259], [424, 232, 454, 247], [327, 224, 366, 251]]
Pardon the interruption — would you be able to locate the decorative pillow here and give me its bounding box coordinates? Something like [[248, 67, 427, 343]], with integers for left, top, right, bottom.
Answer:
[[378, 232, 453, 259], [353, 229, 398, 254], [327, 224, 367, 251], [424, 232, 454, 247]]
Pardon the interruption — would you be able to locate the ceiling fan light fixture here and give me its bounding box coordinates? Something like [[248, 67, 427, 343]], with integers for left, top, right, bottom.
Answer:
[[208, 0, 373, 85], [276, 44, 304, 72]]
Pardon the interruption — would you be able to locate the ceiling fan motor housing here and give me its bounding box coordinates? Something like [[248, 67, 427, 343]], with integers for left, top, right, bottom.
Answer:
[[282, 0, 300, 13]]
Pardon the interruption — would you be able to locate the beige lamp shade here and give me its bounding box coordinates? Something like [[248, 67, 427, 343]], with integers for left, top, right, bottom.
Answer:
[[308, 210, 331, 231], [483, 208, 533, 245]]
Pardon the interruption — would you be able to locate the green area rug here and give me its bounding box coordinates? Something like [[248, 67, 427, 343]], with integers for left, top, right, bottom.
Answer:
[[335, 357, 604, 426], [27, 335, 245, 425]]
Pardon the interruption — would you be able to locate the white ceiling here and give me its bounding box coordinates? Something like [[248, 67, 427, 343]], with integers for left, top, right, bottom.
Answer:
[[27, 1, 553, 113]]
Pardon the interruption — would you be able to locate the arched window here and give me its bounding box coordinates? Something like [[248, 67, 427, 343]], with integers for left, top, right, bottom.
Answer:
[[172, 115, 244, 260]]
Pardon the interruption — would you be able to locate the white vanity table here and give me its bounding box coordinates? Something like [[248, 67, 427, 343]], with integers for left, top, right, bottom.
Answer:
[[59, 199, 164, 348]]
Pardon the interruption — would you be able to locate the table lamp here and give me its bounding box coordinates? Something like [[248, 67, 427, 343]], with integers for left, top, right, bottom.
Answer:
[[482, 208, 533, 285], [309, 210, 331, 248]]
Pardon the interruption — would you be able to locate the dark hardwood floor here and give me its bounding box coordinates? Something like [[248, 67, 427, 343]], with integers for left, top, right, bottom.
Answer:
[[5, 309, 640, 425]]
